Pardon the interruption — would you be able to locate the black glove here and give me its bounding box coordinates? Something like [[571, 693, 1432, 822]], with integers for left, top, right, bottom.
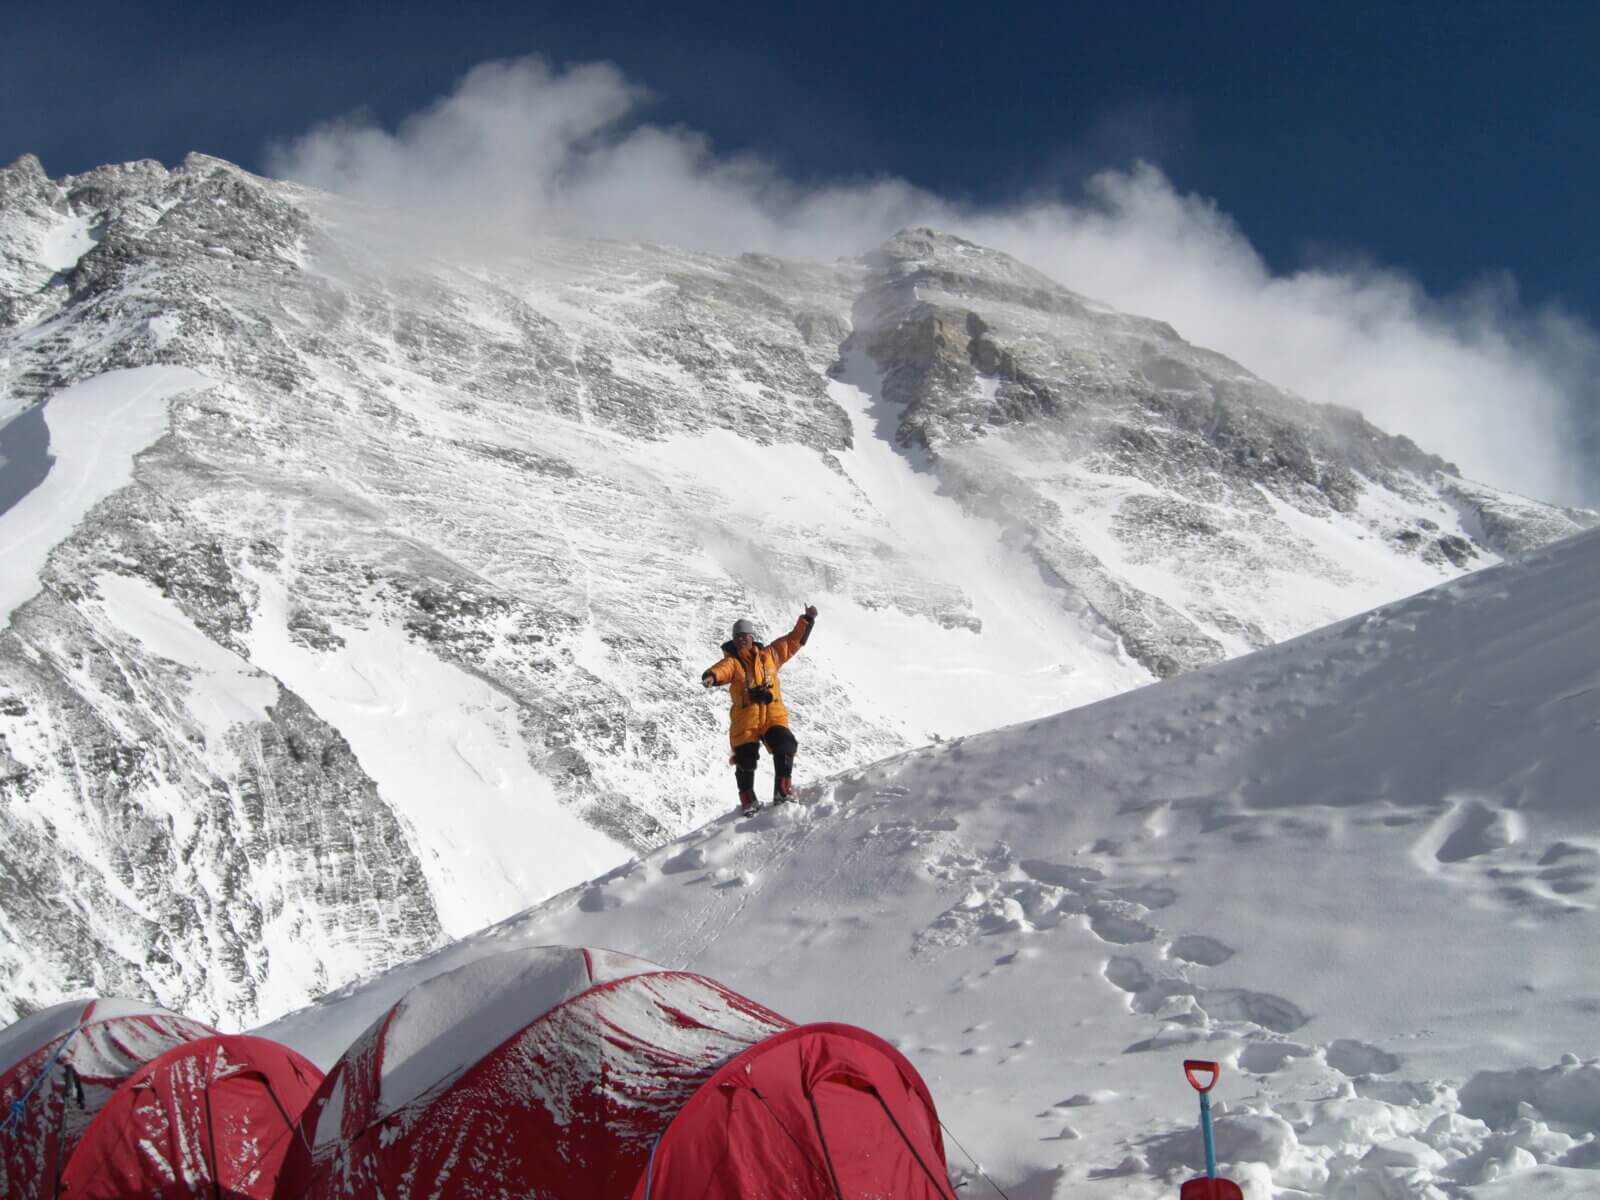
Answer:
[[803, 605, 818, 622], [746, 685, 774, 704]]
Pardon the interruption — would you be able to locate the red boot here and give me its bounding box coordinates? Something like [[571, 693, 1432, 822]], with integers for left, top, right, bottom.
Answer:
[[738, 789, 760, 816], [774, 776, 794, 802]]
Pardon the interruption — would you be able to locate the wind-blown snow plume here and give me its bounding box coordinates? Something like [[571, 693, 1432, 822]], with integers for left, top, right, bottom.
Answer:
[[269, 55, 1600, 507]]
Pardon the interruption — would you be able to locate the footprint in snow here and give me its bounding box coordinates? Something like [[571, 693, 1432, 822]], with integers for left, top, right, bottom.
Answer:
[[1430, 800, 1522, 864], [577, 887, 623, 913], [1413, 803, 1593, 914], [731, 803, 806, 833], [865, 819, 957, 854], [1324, 1038, 1401, 1076], [576, 858, 649, 911], [915, 881, 1062, 954], [1537, 841, 1599, 897], [926, 845, 1013, 884], [596, 859, 647, 884], [1120, 980, 1306, 1037], [1102, 956, 1155, 995], [1112, 883, 1178, 909], [1200, 988, 1309, 1034], [660, 846, 708, 875], [1168, 934, 1236, 966], [1086, 902, 1157, 945], [1129, 980, 1203, 1021], [1239, 1040, 1315, 1074], [1019, 859, 1106, 890]]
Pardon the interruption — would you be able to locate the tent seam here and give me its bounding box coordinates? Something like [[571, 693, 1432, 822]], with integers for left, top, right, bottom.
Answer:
[[868, 1085, 960, 1200], [804, 1089, 847, 1200]]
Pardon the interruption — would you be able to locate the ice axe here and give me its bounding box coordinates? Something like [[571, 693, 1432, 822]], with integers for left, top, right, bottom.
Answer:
[[1179, 1060, 1243, 1199]]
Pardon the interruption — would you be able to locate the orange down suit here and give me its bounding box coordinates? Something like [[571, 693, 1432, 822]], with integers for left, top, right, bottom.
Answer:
[[702, 614, 812, 747]]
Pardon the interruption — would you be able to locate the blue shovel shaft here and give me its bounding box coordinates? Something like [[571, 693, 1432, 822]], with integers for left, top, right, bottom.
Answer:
[[1198, 1090, 1217, 1178]]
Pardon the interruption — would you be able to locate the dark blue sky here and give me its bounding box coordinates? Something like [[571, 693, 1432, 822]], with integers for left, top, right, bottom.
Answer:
[[4, 1, 1597, 327]]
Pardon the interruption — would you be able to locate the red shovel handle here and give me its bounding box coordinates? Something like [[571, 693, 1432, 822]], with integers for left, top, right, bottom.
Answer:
[[1184, 1060, 1221, 1093]]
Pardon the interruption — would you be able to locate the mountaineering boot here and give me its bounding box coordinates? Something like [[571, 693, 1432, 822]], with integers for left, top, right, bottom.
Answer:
[[738, 789, 761, 817], [773, 776, 794, 803]]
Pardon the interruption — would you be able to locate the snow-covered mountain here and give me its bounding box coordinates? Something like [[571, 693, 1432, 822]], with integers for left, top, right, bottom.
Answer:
[[0, 152, 1592, 1029], [263, 523, 1600, 1200]]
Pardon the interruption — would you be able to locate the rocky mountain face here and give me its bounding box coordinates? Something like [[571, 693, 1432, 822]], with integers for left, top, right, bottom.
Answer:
[[0, 153, 1591, 1028], [848, 229, 1581, 675]]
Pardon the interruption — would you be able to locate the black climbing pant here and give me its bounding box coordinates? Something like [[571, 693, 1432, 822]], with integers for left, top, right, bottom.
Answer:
[[734, 726, 798, 796]]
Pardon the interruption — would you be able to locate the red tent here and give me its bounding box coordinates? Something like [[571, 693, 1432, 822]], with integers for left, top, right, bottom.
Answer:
[[58, 1034, 323, 1199], [0, 997, 216, 1200], [634, 1020, 955, 1200], [276, 945, 953, 1199]]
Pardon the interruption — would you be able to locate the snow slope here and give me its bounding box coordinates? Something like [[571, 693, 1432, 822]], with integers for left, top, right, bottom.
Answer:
[[0, 366, 210, 624], [261, 527, 1600, 1198], [238, 563, 627, 937]]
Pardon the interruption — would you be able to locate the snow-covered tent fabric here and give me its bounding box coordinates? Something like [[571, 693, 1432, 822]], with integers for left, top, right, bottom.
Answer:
[[57, 1034, 323, 1199], [634, 1021, 953, 1200], [276, 945, 953, 1199], [0, 997, 216, 1200]]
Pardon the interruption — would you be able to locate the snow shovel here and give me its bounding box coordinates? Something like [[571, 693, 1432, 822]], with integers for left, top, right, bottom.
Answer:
[[1180, 1060, 1243, 1199]]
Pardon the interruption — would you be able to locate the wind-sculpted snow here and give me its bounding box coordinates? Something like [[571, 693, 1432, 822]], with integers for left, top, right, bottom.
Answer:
[[0, 155, 1594, 1033], [263, 526, 1600, 1198]]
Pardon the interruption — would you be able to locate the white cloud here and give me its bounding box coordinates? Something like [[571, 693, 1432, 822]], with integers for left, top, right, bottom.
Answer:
[[268, 56, 1599, 507]]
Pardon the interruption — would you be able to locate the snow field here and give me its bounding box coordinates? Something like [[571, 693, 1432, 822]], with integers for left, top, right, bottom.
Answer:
[[0, 366, 211, 626], [93, 573, 278, 762], [261, 526, 1600, 1198], [239, 561, 629, 938], [625, 352, 1151, 752]]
